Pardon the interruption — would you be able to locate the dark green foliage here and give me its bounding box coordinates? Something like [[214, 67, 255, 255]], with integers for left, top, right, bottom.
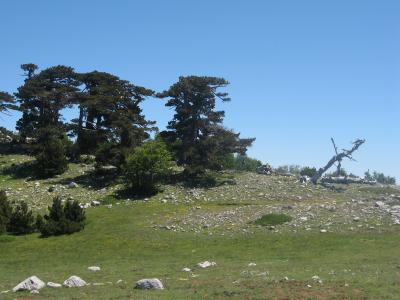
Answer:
[[0, 191, 12, 234], [16, 65, 80, 139], [0, 191, 36, 235], [232, 154, 262, 172], [0, 91, 16, 113], [365, 170, 396, 184], [7, 201, 36, 235], [252, 213, 293, 226], [300, 166, 317, 177], [38, 197, 86, 237], [33, 126, 71, 177], [124, 140, 175, 194], [95, 142, 126, 168], [158, 76, 254, 176], [70, 71, 156, 155]]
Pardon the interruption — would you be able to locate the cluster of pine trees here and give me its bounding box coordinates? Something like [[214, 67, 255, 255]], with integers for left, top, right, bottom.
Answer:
[[0, 64, 255, 190]]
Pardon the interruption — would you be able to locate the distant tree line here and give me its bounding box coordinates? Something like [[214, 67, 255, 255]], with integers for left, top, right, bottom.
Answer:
[[1, 64, 256, 192]]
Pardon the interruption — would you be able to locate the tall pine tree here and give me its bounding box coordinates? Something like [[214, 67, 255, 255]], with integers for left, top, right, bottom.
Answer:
[[158, 76, 254, 175]]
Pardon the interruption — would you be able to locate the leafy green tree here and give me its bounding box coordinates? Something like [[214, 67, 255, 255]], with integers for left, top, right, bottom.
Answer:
[[0, 191, 12, 234], [124, 140, 175, 194], [158, 76, 254, 175], [7, 201, 36, 235], [38, 197, 86, 237]]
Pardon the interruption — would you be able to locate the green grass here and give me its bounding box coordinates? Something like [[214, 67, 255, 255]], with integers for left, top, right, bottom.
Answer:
[[252, 213, 293, 226], [1, 154, 400, 299], [0, 204, 399, 299]]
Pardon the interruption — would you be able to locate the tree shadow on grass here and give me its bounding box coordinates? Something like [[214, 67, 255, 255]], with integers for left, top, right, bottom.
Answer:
[[1, 161, 39, 180], [54, 169, 123, 190]]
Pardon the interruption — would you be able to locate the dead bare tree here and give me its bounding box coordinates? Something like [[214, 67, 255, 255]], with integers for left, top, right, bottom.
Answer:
[[311, 138, 365, 184]]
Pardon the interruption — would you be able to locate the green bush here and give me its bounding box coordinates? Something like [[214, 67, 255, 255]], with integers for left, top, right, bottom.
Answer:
[[252, 213, 293, 226], [38, 197, 86, 237], [0, 191, 12, 234], [95, 142, 126, 168], [7, 201, 36, 235], [232, 154, 262, 172], [33, 126, 71, 177], [300, 166, 317, 177], [275, 165, 302, 175], [124, 140, 175, 194]]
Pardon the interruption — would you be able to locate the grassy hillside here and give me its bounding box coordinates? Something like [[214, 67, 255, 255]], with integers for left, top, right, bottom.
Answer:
[[1, 154, 399, 299]]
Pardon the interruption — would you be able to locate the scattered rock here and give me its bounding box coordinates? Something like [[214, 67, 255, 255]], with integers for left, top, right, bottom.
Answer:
[[197, 261, 217, 268], [47, 282, 62, 288], [248, 262, 257, 267], [91, 200, 101, 207], [68, 182, 78, 188], [30, 289, 40, 294], [320, 229, 327, 233], [13, 276, 45, 292], [135, 278, 164, 290], [88, 266, 101, 272], [182, 267, 191, 272], [63, 276, 87, 288]]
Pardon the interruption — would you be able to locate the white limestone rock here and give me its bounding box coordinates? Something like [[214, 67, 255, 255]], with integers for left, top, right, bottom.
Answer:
[[63, 276, 87, 287], [135, 278, 164, 290], [47, 282, 62, 288], [197, 261, 217, 268], [13, 276, 45, 292], [88, 266, 101, 272]]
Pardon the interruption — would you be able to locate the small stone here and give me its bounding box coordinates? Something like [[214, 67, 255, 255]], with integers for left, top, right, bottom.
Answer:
[[47, 282, 62, 288], [135, 278, 164, 290], [197, 261, 217, 268], [320, 229, 327, 233], [30, 290, 40, 294], [248, 263, 257, 267], [91, 200, 101, 207], [68, 182, 78, 188], [182, 267, 191, 272], [88, 266, 101, 272]]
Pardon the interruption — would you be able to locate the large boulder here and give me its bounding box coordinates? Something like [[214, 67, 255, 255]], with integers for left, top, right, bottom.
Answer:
[[13, 276, 45, 292], [135, 278, 164, 290], [256, 164, 273, 175], [63, 276, 87, 288]]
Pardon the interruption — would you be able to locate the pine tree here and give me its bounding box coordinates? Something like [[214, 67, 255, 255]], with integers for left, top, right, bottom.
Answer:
[[158, 76, 254, 175]]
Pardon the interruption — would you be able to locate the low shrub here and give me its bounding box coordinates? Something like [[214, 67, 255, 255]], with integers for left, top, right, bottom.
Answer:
[[7, 201, 36, 235], [300, 166, 317, 177], [0, 191, 12, 234], [38, 197, 86, 237]]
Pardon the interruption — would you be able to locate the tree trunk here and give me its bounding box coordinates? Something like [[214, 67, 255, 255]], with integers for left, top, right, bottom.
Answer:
[[311, 139, 365, 184]]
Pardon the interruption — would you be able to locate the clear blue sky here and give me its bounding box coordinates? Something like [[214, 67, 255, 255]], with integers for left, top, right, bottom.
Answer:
[[1, 0, 399, 180]]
